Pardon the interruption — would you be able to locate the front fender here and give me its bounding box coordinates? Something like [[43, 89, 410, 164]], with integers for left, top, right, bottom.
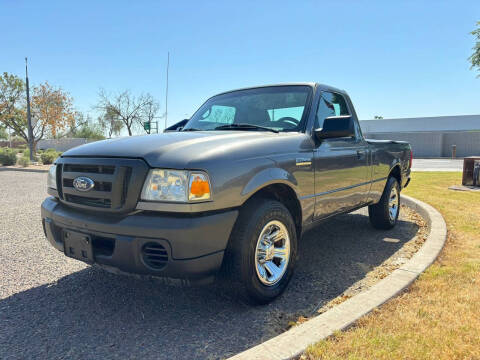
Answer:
[[241, 167, 299, 199]]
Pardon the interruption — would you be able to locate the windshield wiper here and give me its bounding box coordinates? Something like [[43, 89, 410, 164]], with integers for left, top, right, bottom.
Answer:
[[214, 123, 279, 133], [182, 128, 201, 131]]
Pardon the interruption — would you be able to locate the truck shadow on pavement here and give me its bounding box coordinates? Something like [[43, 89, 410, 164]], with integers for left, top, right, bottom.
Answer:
[[0, 210, 419, 360]]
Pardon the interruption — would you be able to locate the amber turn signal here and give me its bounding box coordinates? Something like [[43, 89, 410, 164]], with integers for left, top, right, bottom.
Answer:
[[188, 173, 211, 201]]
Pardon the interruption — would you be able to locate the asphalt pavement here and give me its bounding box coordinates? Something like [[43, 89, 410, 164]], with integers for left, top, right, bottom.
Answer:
[[0, 170, 419, 360]]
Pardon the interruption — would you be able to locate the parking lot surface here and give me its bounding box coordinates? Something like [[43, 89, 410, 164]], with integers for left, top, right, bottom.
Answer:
[[0, 170, 419, 360]]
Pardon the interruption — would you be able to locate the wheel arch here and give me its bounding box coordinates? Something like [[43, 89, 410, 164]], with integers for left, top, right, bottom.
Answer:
[[388, 163, 402, 186], [240, 172, 303, 240]]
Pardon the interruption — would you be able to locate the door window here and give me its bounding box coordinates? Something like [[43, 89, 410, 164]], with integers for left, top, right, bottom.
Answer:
[[315, 91, 350, 129]]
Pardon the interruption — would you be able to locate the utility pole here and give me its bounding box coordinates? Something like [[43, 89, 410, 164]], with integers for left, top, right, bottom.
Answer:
[[165, 52, 169, 131], [25, 57, 34, 161]]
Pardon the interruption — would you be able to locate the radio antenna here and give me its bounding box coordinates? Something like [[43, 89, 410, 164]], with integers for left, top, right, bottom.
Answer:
[[164, 52, 169, 130]]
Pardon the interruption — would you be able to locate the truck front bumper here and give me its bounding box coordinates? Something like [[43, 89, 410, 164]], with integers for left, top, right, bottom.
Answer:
[[41, 197, 238, 284]]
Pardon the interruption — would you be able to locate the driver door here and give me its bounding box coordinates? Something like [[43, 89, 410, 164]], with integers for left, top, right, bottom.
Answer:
[[313, 91, 369, 219]]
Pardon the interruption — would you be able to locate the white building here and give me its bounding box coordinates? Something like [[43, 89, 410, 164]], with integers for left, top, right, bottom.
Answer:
[[360, 115, 480, 158]]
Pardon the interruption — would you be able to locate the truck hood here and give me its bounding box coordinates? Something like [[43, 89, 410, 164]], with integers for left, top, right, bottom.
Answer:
[[62, 131, 304, 169]]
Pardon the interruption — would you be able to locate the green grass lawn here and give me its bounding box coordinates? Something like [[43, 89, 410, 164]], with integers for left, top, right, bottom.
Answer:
[[304, 172, 480, 360]]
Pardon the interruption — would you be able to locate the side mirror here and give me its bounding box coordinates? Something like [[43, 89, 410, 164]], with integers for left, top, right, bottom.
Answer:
[[164, 119, 189, 133], [314, 115, 355, 140]]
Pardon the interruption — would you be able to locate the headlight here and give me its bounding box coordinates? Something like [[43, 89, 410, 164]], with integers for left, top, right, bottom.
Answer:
[[47, 165, 57, 190], [141, 169, 211, 203]]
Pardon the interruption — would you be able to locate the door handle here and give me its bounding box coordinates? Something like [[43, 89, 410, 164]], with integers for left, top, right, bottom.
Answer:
[[296, 158, 312, 166], [356, 150, 365, 159]]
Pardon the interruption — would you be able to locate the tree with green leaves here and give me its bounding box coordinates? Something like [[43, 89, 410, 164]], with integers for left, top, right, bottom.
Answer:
[[0, 72, 76, 152], [74, 124, 106, 141], [65, 112, 105, 141], [0, 126, 8, 140], [98, 105, 123, 138], [0, 72, 26, 140], [469, 21, 480, 76]]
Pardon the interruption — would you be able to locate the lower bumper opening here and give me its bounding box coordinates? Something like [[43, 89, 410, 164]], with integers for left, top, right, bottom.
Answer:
[[141, 242, 168, 270], [92, 236, 115, 257]]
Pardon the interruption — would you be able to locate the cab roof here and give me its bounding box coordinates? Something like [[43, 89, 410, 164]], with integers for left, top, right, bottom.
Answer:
[[214, 83, 348, 97]]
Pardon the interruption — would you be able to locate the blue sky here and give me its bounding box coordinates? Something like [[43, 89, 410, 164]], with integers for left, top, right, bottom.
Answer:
[[1, 1, 479, 129]]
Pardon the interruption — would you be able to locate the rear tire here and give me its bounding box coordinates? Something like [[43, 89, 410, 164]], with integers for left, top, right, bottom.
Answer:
[[222, 199, 297, 304], [368, 177, 400, 229]]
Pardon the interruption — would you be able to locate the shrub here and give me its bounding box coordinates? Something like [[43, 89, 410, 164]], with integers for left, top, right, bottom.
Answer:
[[17, 156, 31, 167], [40, 151, 60, 165], [0, 148, 18, 166], [21, 148, 39, 162]]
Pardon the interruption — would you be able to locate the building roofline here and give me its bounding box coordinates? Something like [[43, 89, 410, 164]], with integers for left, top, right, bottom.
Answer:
[[360, 114, 480, 122], [360, 114, 480, 133]]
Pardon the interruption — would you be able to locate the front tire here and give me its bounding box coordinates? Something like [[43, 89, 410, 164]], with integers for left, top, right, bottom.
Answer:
[[368, 177, 400, 229], [223, 199, 297, 304]]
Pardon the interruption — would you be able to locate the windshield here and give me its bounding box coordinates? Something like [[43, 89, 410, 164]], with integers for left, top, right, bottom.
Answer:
[[183, 85, 312, 132]]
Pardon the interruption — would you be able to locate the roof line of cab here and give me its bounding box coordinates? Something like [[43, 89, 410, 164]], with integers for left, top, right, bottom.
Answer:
[[212, 82, 348, 97]]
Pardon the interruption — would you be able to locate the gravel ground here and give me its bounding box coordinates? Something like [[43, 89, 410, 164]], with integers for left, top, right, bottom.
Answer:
[[0, 169, 420, 360]]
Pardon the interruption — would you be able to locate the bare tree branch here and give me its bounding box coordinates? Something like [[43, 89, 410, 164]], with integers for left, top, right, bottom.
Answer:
[[96, 89, 160, 136]]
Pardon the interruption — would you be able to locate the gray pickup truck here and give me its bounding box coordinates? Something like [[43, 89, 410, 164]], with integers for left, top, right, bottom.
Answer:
[[41, 83, 411, 303]]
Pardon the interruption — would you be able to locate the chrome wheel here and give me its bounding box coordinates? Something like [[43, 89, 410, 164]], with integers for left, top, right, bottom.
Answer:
[[254, 220, 290, 286], [388, 185, 399, 221]]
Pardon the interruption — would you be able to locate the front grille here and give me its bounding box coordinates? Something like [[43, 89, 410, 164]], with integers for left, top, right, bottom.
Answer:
[[56, 158, 149, 213], [142, 242, 168, 270], [63, 164, 115, 174], [63, 178, 112, 192], [121, 167, 132, 204], [65, 194, 112, 208]]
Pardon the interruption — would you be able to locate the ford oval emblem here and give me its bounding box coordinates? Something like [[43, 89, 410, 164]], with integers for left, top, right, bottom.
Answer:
[[73, 176, 95, 192]]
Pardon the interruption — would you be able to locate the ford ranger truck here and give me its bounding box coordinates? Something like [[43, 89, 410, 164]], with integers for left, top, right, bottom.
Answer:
[[41, 83, 412, 304]]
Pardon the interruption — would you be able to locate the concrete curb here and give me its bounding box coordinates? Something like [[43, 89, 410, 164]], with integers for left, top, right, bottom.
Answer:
[[228, 195, 447, 360]]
